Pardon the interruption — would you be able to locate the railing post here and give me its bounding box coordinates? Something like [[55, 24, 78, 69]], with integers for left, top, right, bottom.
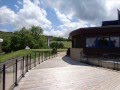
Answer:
[[15, 59, 18, 86], [46, 52, 47, 60], [49, 51, 50, 59], [42, 52, 43, 62], [44, 52, 46, 61], [56, 51, 58, 57], [3, 64, 6, 90], [26, 55, 28, 72], [117, 58, 119, 70], [29, 54, 31, 70], [54, 53, 55, 57], [22, 57, 25, 77], [52, 52, 53, 58], [38, 52, 40, 64], [34, 52, 36, 67]]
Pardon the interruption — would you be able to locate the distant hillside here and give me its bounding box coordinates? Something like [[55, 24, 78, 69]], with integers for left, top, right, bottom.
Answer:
[[0, 31, 13, 38]]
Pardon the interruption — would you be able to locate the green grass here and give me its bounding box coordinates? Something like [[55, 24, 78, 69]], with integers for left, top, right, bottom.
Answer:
[[0, 50, 32, 63], [32, 49, 67, 52], [0, 49, 67, 63]]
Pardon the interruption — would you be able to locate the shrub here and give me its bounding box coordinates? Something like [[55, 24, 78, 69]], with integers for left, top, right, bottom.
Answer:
[[66, 48, 70, 56]]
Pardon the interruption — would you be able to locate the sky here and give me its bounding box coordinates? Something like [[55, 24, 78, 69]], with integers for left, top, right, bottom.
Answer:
[[0, 0, 120, 38]]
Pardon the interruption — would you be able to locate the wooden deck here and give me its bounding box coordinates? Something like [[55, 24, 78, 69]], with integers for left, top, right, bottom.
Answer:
[[14, 52, 120, 90]]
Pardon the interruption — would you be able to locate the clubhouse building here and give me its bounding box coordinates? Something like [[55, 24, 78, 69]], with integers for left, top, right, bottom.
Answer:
[[69, 11, 120, 60]]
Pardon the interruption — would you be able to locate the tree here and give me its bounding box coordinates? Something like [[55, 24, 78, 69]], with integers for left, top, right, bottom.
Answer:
[[1, 26, 49, 52], [30, 26, 43, 37], [2, 37, 12, 52]]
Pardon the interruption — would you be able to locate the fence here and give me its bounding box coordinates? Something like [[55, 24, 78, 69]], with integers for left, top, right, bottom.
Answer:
[[0, 51, 57, 90], [80, 53, 120, 70]]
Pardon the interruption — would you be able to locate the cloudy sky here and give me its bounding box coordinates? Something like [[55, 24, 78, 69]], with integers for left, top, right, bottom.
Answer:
[[0, 0, 120, 37]]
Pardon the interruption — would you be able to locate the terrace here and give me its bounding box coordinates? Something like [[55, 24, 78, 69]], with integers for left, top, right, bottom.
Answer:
[[1, 51, 120, 90]]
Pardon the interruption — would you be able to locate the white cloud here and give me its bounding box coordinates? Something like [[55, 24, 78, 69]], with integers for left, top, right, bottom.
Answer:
[[54, 8, 71, 24], [105, 0, 120, 20], [1, 0, 120, 38], [0, 0, 52, 31], [33, 0, 41, 5], [0, 6, 17, 24], [44, 18, 88, 37]]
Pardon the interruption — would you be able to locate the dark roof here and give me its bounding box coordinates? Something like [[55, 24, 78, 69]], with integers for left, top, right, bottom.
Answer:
[[69, 25, 120, 37], [102, 20, 119, 26]]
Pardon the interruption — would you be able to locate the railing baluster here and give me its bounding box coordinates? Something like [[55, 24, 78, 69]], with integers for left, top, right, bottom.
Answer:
[[3, 64, 6, 90], [39, 52, 40, 64], [15, 59, 18, 86], [46, 52, 47, 60], [49, 51, 50, 59], [34, 52, 36, 67], [30, 54, 31, 70], [41, 52, 43, 62], [43, 52, 45, 61], [52, 52, 53, 58], [22, 57, 25, 77], [26, 55, 28, 72]]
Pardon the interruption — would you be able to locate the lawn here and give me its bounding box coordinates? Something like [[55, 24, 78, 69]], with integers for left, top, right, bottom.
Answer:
[[0, 50, 32, 63], [0, 49, 67, 63]]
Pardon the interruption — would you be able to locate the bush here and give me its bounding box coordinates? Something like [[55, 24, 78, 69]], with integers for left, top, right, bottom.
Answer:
[[66, 48, 70, 56], [52, 48, 57, 54], [50, 42, 64, 49]]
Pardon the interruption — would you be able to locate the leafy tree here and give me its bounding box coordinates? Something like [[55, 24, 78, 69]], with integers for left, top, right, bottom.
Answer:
[[2, 37, 12, 52], [30, 26, 43, 38]]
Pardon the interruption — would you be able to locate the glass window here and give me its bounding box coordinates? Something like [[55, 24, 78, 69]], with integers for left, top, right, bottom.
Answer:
[[86, 38, 96, 47]]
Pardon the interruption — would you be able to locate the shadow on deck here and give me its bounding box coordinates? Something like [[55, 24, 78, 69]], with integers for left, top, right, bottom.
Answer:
[[62, 55, 89, 66]]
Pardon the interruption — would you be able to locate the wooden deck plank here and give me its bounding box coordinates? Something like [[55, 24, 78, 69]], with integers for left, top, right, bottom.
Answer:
[[14, 52, 120, 90]]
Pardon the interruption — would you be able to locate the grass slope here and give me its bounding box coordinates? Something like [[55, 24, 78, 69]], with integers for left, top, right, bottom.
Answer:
[[0, 49, 67, 63]]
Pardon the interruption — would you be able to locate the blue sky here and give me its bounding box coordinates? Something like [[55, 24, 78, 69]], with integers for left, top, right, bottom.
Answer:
[[0, 0, 120, 37]]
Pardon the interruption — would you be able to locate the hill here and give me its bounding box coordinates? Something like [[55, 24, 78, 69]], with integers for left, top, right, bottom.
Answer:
[[0, 31, 13, 38]]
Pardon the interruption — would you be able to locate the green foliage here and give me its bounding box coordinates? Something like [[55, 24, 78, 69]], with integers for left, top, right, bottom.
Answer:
[[61, 41, 71, 48], [66, 48, 70, 56], [0, 26, 71, 53], [51, 36, 71, 41], [50, 42, 65, 49], [51, 41, 71, 49], [52, 48, 57, 54], [1, 26, 47, 52], [2, 37, 13, 52]]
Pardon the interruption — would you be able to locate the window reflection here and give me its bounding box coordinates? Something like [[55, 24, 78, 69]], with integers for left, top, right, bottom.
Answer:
[[86, 37, 120, 48]]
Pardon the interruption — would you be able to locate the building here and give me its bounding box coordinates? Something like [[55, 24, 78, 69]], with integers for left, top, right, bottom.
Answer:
[[69, 10, 120, 60]]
